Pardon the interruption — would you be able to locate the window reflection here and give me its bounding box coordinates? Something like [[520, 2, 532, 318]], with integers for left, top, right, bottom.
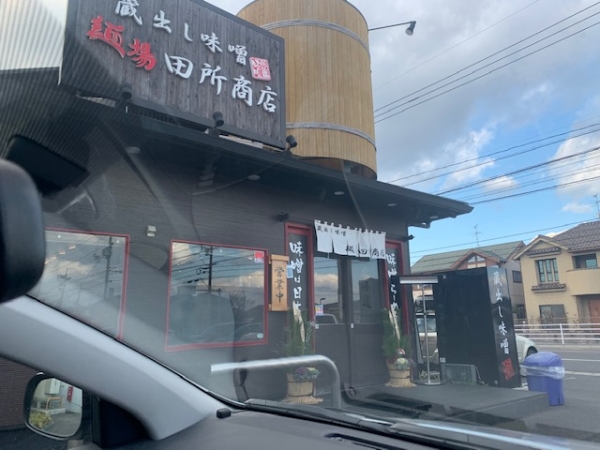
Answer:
[[416, 317, 437, 333], [314, 256, 342, 324], [351, 259, 382, 324], [31, 230, 127, 337], [167, 242, 266, 347]]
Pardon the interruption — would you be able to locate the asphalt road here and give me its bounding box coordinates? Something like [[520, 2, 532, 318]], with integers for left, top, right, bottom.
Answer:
[[518, 344, 600, 443]]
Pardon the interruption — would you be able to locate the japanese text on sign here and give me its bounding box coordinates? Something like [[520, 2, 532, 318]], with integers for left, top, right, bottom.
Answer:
[[83, 4, 279, 113], [493, 270, 509, 356], [386, 250, 399, 311], [288, 235, 308, 311], [270, 255, 289, 311]]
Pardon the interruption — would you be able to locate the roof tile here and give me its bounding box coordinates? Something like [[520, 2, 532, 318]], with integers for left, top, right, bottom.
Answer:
[[552, 221, 600, 252], [411, 241, 525, 273]]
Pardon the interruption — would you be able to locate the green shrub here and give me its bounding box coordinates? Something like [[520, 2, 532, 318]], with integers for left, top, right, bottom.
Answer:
[[382, 309, 410, 363]]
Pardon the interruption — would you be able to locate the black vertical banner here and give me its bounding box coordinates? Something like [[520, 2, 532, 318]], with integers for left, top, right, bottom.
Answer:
[[287, 233, 309, 313], [487, 267, 520, 388]]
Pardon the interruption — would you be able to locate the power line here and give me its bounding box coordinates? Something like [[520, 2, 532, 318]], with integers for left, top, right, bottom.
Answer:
[[375, 17, 600, 124], [373, 0, 541, 92], [385, 117, 600, 184], [374, 2, 600, 115], [458, 160, 600, 201], [410, 219, 593, 256], [435, 144, 600, 196], [451, 154, 600, 198], [393, 124, 600, 187], [469, 173, 600, 205]]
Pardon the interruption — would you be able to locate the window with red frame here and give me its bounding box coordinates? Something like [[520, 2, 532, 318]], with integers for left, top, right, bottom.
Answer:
[[30, 229, 128, 338], [167, 241, 267, 348]]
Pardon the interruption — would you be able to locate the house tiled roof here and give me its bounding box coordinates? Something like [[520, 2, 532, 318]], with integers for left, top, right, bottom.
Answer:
[[551, 221, 600, 252], [411, 241, 525, 274]]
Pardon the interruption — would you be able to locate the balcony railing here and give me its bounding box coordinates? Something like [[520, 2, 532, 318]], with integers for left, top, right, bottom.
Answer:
[[531, 282, 566, 292], [566, 268, 600, 296]]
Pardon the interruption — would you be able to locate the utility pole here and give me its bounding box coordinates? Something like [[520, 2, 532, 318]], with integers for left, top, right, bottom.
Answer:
[[102, 237, 113, 300], [594, 194, 600, 220], [474, 224, 481, 247]]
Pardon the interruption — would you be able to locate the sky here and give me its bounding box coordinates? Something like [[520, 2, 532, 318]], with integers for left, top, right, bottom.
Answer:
[[19, 0, 600, 264]]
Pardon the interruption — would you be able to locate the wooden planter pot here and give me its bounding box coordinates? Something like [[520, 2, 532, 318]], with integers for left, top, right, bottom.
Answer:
[[386, 363, 415, 388], [285, 373, 323, 404]]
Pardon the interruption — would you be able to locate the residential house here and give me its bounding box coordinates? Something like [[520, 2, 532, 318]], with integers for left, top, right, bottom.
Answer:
[[515, 221, 600, 324], [411, 241, 527, 319]]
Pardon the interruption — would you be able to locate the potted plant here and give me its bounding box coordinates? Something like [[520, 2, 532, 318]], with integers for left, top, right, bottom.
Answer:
[[382, 308, 415, 388], [284, 303, 322, 404]]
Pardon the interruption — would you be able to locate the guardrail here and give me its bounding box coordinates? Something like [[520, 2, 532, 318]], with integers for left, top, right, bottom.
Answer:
[[515, 323, 600, 345]]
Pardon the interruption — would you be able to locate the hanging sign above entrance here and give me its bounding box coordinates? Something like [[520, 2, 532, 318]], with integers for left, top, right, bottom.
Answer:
[[60, 0, 287, 148], [314, 220, 386, 259]]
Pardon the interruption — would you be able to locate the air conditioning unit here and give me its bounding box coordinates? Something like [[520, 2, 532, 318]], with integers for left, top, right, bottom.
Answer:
[[441, 364, 477, 385], [44, 378, 61, 395]]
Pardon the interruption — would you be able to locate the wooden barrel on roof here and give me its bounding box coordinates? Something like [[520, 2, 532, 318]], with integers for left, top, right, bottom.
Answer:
[[238, 0, 377, 179]]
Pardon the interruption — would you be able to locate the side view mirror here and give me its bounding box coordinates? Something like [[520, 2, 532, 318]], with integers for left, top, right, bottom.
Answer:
[[0, 158, 46, 302], [23, 374, 83, 439]]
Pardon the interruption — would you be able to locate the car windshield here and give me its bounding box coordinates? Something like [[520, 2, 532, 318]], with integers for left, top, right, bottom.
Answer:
[[3, 0, 600, 447]]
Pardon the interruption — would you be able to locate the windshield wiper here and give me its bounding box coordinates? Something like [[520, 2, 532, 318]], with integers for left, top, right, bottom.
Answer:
[[243, 400, 484, 449], [341, 383, 427, 419], [244, 400, 587, 450], [243, 398, 391, 433]]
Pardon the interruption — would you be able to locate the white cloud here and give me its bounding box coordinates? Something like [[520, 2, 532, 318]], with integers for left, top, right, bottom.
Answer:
[[0, 1, 63, 69], [561, 202, 594, 214], [439, 127, 495, 189], [550, 128, 600, 199], [481, 175, 519, 192], [521, 83, 551, 102]]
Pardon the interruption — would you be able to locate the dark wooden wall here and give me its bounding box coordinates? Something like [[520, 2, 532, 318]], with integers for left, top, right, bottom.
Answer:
[[37, 143, 407, 400]]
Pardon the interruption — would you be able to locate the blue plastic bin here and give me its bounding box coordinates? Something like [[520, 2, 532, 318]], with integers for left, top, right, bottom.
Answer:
[[522, 351, 565, 406]]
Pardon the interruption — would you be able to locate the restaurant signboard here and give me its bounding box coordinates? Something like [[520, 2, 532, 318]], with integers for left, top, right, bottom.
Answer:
[[487, 267, 520, 388], [61, 0, 286, 148]]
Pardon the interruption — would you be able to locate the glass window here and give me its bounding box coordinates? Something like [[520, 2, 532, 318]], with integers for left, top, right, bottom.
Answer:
[[314, 255, 343, 324], [537, 258, 558, 283], [540, 304, 567, 324], [351, 259, 383, 324], [167, 242, 266, 348], [515, 304, 527, 320], [31, 230, 128, 338], [467, 255, 486, 269], [512, 270, 522, 283], [574, 254, 598, 269], [416, 316, 437, 333]]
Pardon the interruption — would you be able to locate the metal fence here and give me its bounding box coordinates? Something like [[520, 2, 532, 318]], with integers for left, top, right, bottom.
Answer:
[[515, 323, 600, 345]]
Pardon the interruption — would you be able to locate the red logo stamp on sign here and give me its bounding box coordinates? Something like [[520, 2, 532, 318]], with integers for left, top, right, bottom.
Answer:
[[250, 57, 271, 81], [501, 358, 515, 380]]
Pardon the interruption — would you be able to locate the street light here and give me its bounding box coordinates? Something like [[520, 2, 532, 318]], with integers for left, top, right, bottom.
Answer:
[[368, 20, 416, 35]]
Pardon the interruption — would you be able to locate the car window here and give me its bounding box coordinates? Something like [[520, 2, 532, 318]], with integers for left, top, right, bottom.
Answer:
[[0, 358, 73, 450], [2, 0, 600, 447]]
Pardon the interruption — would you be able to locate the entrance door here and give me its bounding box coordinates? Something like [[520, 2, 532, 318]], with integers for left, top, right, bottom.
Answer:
[[347, 258, 388, 386], [313, 255, 352, 386], [589, 300, 600, 324], [287, 225, 404, 389], [313, 256, 388, 388]]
